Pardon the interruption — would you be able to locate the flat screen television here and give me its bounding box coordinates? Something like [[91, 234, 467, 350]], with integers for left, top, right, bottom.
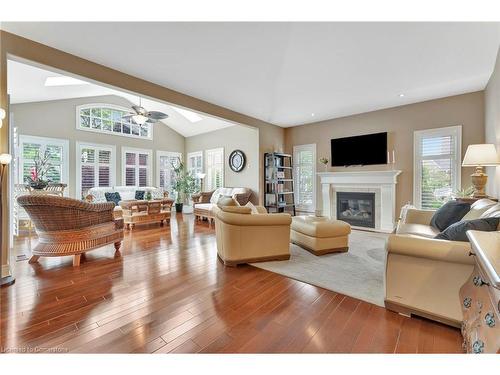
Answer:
[[331, 132, 387, 166]]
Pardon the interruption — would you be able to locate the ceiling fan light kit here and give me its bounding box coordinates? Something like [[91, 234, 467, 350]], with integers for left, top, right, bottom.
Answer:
[[122, 98, 169, 125]]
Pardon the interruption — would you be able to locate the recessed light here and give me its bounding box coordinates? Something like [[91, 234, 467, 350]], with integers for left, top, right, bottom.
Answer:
[[172, 107, 203, 123], [399, 93, 405, 98], [311, 113, 315, 117], [45, 76, 90, 87]]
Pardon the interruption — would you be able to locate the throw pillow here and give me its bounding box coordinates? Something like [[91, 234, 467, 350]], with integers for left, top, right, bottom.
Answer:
[[135, 190, 145, 200], [104, 192, 122, 206], [430, 201, 471, 231], [220, 206, 252, 214], [217, 196, 239, 208], [434, 217, 500, 242], [245, 201, 260, 214]]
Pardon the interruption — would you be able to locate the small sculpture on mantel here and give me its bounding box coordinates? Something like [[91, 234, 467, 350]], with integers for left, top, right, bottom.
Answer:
[[319, 157, 329, 172]]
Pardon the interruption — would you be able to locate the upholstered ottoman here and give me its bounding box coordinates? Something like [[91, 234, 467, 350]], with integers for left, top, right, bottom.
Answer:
[[291, 216, 351, 256]]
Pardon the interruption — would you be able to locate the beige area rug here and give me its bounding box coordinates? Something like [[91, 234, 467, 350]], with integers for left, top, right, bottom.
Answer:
[[251, 230, 389, 307]]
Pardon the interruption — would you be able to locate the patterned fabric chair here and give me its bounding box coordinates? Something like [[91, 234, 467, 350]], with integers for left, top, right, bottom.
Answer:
[[17, 195, 124, 267]]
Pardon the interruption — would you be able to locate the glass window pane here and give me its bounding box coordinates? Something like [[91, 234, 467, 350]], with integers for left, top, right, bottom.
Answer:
[[81, 148, 95, 163], [80, 115, 90, 128], [138, 168, 147, 187], [101, 109, 112, 120], [113, 122, 122, 133], [99, 150, 111, 164], [103, 120, 112, 131], [91, 108, 101, 118], [98, 166, 110, 187], [81, 108, 91, 116], [92, 118, 102, 129], [123, 123, 131, 134], [140, 126, 148, 137], [125, 167, 136, 186], [126, 152, 136, 166], [131, 124, 140, 136], [139, 153, 148, 166]]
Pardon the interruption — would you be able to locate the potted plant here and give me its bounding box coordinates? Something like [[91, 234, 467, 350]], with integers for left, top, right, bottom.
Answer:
[[24, 150, 52, 189], [319, 157, 329, 172], [171, 159, 198, 213]]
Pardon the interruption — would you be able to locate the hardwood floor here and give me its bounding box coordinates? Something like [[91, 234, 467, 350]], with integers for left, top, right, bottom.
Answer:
[[0, 214, 463, 354]]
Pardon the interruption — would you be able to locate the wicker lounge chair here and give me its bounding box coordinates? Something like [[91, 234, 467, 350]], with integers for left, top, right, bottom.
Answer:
[[17, 195, 124, 267]]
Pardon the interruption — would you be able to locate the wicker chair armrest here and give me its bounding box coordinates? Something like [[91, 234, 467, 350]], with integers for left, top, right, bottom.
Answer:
[[88, 202, 117, 212], [191, 193, 202, 203]]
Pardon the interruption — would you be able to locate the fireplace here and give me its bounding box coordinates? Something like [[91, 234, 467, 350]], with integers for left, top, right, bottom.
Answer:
[[336, 192, 375, 228]]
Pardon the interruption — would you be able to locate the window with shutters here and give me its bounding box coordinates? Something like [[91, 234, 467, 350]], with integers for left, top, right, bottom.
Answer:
[[413, 126, 462, 209], [293, 144, 316, 212], [76, 104, 153, 140], [76, 142, 116, 199], [122, 147, 152, 187], [205, 148, 224, 191], [18, 135, 69, 190], [156, 151, 182, 195]]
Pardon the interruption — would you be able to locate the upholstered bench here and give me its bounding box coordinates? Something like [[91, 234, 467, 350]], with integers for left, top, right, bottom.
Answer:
[[291, 216, 351, 256]]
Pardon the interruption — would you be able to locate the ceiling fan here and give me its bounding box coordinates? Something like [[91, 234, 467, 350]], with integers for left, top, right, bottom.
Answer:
[[122, 98, 168, 125]]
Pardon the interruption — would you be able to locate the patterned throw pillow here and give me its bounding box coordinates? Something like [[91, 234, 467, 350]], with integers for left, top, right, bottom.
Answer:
[[104, 192, 122, 206], [434, 217, 500, 242], [430, 201, 471, 231], [135, 190, 145, 200]]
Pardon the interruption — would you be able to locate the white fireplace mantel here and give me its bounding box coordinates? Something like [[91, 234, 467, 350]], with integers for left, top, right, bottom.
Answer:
[[318, 170, 402, 232]]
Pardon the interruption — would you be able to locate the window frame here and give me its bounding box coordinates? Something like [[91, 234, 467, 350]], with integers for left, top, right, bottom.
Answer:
[[121, 147, 153, 187], [76, 103, 154, 140], [156, 150, 182, 193], [413, 125, 462, 209], [293, 143, 317, 213], [18, 134, 70, 195], [76, 141, 117, 199], [205, 148, 224, 191]]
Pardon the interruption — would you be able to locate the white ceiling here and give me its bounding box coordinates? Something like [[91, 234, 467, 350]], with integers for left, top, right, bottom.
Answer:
[[2, 22, 500, 126], [6, 60, 234, 137]]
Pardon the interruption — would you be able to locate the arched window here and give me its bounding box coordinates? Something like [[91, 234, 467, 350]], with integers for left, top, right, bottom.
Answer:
[[76, 104, 152, 140]]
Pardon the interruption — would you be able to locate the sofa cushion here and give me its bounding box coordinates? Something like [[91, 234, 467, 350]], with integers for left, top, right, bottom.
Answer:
[[104, 192, 121, 206], [396, 223, 440, 238], [462, 198, 498, 220], [480, 203, 500, 220], [217, 196, 239, 207], [195, 203, 213, 212], [220, 206, 252, 214], [434, 218, 500, 242], [135, 190, 145, 200], [430, 201, 471, 231]]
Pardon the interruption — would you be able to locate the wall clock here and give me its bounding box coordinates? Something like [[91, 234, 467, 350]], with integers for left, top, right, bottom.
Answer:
[[229, 150, 246, 172]]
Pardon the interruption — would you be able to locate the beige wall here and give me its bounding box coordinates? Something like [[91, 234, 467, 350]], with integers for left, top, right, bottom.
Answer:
[[285, 91, 485, 214], [485, 47, 500, 198], [11, 95, 185, 198], [185, 125, 260, 203]]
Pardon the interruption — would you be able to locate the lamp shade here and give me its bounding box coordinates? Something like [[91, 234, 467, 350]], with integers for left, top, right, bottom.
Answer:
[[462, 144, 500, 166], [196, 172, 206, 179], [0, 153, 12, 165]]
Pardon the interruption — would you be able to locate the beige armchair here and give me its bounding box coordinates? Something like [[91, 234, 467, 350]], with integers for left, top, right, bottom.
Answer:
[[17, 195, 124, 267], [385, 199, 500, 327], [213, 205, 292, 266]]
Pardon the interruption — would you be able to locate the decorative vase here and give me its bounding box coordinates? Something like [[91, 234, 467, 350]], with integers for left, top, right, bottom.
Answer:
[[30, 180, 49, 190], [175, 203, 184, 213]]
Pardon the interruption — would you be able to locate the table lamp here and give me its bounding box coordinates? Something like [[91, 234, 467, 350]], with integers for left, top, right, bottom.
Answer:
[[462, 144, 500, 198], [196, 172, 206, 192]]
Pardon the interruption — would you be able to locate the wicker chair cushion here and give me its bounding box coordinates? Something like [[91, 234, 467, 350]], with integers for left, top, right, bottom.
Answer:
[[105, 192, 122, 206]]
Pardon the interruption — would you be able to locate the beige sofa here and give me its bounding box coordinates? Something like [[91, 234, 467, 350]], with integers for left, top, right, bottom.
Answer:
[[213, 205, 291, 266], [193, 187, 252, 227], [385, 199, 500, 327]]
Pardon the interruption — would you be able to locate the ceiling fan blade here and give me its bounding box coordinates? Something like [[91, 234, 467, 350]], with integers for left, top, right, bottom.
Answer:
[[121, 113, 134, 119], [146, 111, 169, 120]]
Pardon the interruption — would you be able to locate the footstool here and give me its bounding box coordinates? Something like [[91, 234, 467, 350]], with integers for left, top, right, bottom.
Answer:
[[291, 216, 351, 256]]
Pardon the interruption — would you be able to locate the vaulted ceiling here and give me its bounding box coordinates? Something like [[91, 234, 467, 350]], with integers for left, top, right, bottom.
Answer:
[[3, 22, 500, 126]]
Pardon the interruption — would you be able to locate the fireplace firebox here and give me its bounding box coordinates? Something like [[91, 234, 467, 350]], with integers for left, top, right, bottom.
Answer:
[[336, 192, 375, 228]]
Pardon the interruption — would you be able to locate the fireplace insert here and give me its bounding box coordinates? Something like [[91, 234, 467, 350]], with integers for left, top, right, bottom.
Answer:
[[336, 192, 375, 228]]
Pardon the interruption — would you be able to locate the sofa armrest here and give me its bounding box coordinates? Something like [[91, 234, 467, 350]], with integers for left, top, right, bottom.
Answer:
[[255, 205, 268, 214], [386, 234, 474, 265], [404, 208, 435, 225], [215, 210, 292, 226]]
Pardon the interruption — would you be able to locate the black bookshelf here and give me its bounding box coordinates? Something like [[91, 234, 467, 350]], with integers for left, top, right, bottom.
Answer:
[[264, 152, 296, 215]]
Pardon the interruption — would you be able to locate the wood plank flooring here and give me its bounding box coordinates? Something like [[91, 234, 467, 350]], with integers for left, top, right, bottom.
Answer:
[[0, 214, 463, 353]]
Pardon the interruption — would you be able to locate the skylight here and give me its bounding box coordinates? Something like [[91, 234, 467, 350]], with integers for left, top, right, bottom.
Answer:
[[172, 107, 203, 123], [45, 76, 90, 87]]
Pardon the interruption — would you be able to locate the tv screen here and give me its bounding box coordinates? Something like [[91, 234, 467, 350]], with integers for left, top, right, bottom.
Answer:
[[331, 132, 388, 166]]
